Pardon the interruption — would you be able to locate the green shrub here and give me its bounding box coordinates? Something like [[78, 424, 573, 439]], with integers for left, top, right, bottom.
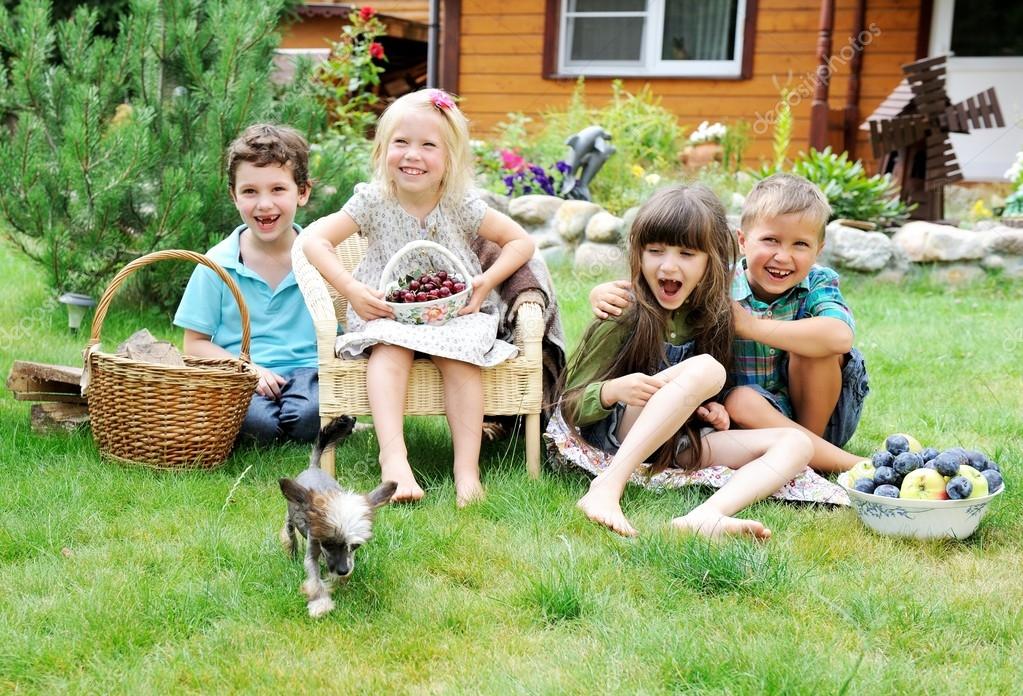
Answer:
[[0, 0, 346, 309], [751, 147, 910, 229]]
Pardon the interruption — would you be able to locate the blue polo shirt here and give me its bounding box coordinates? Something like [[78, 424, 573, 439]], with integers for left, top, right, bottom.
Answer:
[[173, 223, 317, 376]]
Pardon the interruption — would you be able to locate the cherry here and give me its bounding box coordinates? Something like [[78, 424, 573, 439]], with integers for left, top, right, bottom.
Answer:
[[438, 286, 451, 297], [452, 282, 466, 293], [415, 292, 429, 302], [442, 280, 454, 290], [437, 271, 448, 281], [409, 280, 420, 291], [402, 292, 416, 303]]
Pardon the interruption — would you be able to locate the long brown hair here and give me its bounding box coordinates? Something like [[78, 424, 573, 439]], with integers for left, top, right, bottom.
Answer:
[[560, 184, 737, 472]]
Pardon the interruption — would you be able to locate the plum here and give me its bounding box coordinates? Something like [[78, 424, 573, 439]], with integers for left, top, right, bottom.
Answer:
[[945, 476, 973, 500], [874, 484, 900, 498], [981, 469, 1003, 493], [874, 466, 899, 487], [931, 452, 961, 478], [872, 451, 895, 469], [852, 478, 876, 494], [893, 452, 923, 477]]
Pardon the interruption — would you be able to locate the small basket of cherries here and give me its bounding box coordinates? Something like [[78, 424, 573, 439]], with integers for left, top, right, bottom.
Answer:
[[379, 240, 472, 325]]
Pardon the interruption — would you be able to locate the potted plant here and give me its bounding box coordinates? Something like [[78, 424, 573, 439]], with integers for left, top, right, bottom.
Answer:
[[680, 121, 727, 168]]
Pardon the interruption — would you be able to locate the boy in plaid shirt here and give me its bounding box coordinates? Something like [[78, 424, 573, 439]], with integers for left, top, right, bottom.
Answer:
[[590, 174, 868, 472]]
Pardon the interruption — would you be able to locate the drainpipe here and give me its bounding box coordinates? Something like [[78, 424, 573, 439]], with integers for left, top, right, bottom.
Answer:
[[809, 0, 835, 150], [427, 0, 439, 88]]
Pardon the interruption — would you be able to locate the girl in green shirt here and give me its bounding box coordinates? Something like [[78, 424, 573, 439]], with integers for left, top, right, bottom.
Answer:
[[558, 185, 813, 538]]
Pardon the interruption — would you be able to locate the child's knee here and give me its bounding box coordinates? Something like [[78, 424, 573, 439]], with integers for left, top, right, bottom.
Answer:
[[779, 428, 814, 462], [724, 386, 760, 417], [789, 352, 843, 380], [678, 354, 726, 396]]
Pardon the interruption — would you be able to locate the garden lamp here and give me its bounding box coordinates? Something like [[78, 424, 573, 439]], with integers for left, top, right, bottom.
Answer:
[[58, 293, 97, 333]]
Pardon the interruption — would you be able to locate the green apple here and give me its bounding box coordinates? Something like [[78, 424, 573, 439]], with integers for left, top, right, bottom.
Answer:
[[958, 464, 989, 498], [900, 468, 946, 500], [846, 459, 876, 484]]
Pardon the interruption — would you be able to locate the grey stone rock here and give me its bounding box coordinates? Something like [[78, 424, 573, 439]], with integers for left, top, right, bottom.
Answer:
[[532, 232, 562, 250], [574, 242, 627, 276], [824, 222, 893, 272], [585, 211, 625, 244], [892, 221, 990, 262], [985, 228, 1023, 256], [508, 194, 564, 225], [981, 254, 1005, 271], [984, 254, 1023, 278], [478, 188, 510, 216], [930, 263, 985, 285], [555, 200, 603, 243], [540, 244, 571, 268]]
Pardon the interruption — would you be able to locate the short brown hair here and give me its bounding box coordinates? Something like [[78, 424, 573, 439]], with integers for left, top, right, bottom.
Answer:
[[226, 123, 310, 193], [741, 172, 831, 240]]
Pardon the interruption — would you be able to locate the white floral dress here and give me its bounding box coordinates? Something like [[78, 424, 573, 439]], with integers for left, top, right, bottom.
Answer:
[[333, 182, 518, 367]]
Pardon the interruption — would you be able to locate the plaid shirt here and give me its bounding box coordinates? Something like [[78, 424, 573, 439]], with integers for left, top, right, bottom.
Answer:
[[731, 260, 855, 411]]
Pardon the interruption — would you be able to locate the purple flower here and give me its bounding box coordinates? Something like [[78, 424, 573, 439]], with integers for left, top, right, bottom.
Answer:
[[555, 160, 571, 174]]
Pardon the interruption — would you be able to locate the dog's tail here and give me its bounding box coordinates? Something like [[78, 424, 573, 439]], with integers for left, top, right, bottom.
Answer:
[[310, 416, 356, 469]]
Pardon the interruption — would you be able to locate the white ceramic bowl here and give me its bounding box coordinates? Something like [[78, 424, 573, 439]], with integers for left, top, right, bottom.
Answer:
[[838, 472, 1004, 540]]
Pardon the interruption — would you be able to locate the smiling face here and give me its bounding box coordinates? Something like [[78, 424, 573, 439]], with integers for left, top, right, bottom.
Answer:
[[737, 213, 823, 301], [640, 243, 710, 311], [385, 110, 449, 203], [230, 161, 310, 247]]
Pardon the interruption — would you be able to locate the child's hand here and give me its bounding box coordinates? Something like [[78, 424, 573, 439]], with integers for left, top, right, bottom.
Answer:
[[255, 366, 287, 400], [456, 275, 488, 316], [348, 281, 394, 321], [730, 301, 755, 338], [604, 373, 666, 407], [696, 401, 730, 430], [590, 280, 633, 319]]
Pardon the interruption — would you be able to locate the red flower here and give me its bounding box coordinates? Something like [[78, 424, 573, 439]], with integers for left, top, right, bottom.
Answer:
[[500, 149, 525, 172], [369, 42, 385, 60], [359, 6, 375, 21]]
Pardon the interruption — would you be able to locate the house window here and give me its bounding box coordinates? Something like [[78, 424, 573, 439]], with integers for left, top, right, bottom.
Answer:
[[556, 0, 749, 77]]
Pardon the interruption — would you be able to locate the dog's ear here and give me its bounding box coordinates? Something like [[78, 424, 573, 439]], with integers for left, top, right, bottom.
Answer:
[[366, 480, 398, 508], [279, 478, 311, 507]]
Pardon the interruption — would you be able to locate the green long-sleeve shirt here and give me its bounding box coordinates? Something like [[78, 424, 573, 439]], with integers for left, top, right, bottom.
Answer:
[[563, 311, 694, 427]]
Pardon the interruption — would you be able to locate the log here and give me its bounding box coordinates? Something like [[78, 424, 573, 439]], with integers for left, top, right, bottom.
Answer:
[[30, 402, 90, 434], [6, 360, 85, 403]]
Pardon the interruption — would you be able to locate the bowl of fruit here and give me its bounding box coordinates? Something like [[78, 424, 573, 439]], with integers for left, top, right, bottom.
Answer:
[[838, 433, 1005, 540], [379, 240, 472, 325]]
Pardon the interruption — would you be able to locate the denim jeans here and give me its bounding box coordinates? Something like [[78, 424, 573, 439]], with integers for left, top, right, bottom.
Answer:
[[239, 367, 320, 445]]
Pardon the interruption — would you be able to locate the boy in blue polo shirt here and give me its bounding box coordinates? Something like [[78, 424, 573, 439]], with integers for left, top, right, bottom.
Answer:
[[174, 123, 319, 444], [589, 174, 869, 473]]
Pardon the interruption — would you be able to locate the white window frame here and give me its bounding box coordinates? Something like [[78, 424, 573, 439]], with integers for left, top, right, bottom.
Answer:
[[558, 0, 746, 77]]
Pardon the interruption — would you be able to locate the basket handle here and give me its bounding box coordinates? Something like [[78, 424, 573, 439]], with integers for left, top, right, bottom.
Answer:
[[377, 239, 473, 294], [86, 249, 253, 362]]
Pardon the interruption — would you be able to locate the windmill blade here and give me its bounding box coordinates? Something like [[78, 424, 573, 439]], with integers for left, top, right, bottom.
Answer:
[[924, 132, 962, 190], [944, 87, 1005, 133], [902, 55, 949, 118], [867, 116, 929, 158]]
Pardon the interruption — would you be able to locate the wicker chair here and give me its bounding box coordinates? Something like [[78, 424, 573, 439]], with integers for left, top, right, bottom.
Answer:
[[292, 235, 544, 478]]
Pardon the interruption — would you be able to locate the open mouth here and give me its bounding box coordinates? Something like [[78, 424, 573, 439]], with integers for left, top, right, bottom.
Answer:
[[254, 214, 280, 231], [659, 278, 682, 298], [400, 166, 426, 176], [765, 267, 793, 281]]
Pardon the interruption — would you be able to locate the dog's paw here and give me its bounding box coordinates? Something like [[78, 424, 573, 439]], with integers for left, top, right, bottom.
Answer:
[[279, 527, 294, 554], [301, 578, 322, 599], [308, 596, 335, 618]]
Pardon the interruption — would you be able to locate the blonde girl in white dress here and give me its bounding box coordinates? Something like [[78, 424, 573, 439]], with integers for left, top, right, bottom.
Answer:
[[303, 89, 535, 506]]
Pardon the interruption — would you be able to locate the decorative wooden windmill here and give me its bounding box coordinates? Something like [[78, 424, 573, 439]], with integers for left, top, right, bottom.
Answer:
[[862, 55, 1004, 221]]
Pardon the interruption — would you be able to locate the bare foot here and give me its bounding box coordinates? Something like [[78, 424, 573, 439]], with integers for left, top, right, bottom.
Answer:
[[577, 484, 637, 537], [670, 507, 771, 540], [380, 460, 424, 503], [455, 476, 485, 508]]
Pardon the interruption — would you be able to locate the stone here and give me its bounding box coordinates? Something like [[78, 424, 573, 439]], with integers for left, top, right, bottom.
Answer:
[[824, 222, 893, 272], [540, 244, 571, 268], [985, 227, 1023, 256], [532, 232, 562, 250], [479, 189, 510, 216], [574, 242, 627, 276], [508, 194, 564, 226], [555, 200, 602, 243], [984, 254, 1023, 278], [892, 221, 990, 262], [930, 263, 985, 285], [585, 211, 625, 244], [622, 206, 640, 233]]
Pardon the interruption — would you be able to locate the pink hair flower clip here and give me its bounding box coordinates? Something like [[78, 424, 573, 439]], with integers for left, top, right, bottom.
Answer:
[[429, 90, 456, 111]]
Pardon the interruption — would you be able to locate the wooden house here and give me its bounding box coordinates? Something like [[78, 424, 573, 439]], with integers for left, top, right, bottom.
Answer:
[[283, 1, 1021, 178]]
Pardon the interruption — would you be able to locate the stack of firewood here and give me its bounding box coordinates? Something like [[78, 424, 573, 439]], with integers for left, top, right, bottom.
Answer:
[[6, 361, 89, 433]]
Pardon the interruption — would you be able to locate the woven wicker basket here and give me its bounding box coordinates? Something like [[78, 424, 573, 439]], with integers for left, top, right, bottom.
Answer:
[[84, 250, 259, 470]]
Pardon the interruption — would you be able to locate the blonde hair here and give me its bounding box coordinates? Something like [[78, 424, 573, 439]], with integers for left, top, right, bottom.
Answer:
[[741, 172, 832, 240], [371, 89, 473, 204]]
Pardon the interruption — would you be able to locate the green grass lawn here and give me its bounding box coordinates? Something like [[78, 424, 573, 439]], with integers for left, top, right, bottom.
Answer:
[[2, 240, 1021, 694]]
